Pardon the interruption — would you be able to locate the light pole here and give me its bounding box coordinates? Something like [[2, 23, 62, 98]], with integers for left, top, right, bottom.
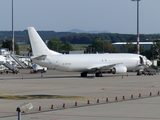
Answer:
[[16, 102, 33, 120], [131, 0, 141, 54], [12, 0, 14, 54]]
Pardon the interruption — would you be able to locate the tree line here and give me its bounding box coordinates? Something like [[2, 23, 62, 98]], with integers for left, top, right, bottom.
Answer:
[[1, 31, 160, 63], [0, 30, 160, 44], [0, 30, 76, 44], [60, 33, 160, 44]]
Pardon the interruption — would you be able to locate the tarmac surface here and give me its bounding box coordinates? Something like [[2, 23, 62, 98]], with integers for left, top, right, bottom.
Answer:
[[0, 69, 160, 120]]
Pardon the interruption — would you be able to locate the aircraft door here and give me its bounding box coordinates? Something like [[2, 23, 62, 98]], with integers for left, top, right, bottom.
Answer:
[[139, 56, 143, 65], [140, 56, 148, 65]]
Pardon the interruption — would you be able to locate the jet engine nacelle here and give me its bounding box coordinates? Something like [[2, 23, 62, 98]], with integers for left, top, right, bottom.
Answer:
[[110, 64, 127, 74]]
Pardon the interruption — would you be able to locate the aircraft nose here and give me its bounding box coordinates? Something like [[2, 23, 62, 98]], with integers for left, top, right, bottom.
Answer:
[[147, 59, 152, 66]]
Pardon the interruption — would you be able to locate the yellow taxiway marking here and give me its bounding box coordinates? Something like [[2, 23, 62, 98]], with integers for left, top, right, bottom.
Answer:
[[0, 93, 11, 95], [0, 95, 94, 100]]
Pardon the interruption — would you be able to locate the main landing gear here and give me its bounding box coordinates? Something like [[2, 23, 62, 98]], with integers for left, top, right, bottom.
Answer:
[[95, 72, 103, 77], [81, 72, 87, 77], [80, 72, 103, 77]]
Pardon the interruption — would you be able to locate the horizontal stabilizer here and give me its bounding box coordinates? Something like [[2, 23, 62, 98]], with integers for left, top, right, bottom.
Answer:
[[32, 55, 47, 60]]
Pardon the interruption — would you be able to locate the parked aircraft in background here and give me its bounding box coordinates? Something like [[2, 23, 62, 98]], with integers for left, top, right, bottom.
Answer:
[[28, 27, 152, 77]]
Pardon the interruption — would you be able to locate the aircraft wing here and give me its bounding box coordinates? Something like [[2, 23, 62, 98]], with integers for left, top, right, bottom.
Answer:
[[31, 55, 47, 60], [87, 63, 120, 71]]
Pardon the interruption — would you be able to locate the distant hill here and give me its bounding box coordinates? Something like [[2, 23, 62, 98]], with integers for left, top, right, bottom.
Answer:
[[69, 29, 110, 33]]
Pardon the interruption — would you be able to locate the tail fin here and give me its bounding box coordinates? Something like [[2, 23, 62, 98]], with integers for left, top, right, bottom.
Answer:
[[28, 27, 60, 56]]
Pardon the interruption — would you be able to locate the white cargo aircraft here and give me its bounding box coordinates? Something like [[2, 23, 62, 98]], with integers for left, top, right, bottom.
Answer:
[[28, 27, 152, 77]]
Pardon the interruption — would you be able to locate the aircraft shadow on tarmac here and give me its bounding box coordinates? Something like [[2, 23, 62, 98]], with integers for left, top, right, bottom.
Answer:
[[23, 75, 128, 79], [0, 73, 137, 80]]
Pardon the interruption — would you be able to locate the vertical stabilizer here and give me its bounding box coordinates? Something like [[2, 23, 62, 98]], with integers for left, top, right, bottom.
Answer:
[[28, 27, 60, 56]]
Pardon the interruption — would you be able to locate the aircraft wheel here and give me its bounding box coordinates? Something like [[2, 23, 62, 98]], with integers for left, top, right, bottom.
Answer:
[[81, 72, 87, 77], [95, 72, 103, 77]]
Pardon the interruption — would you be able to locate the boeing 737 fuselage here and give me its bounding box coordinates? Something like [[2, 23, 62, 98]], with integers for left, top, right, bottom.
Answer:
[[28, 27, 152, 77]]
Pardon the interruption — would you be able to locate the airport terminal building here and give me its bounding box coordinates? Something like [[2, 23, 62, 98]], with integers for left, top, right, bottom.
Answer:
[[112, 42, 153, 52], [112, 42, 158, 66]]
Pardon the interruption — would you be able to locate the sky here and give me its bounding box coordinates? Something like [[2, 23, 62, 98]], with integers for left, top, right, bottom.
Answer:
[[0, 0, 160, 34]]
